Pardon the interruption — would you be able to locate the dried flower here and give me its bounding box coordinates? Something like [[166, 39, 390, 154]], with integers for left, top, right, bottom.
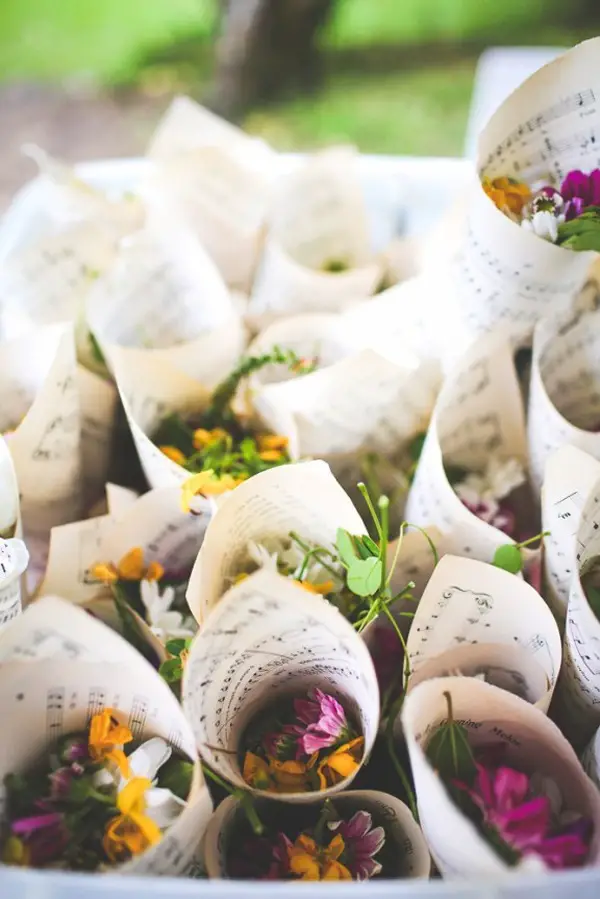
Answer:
[[90, 548, 163, 585], [287, 690, 349, 756], [316, 738, 364, 790], [102, 777, 162, 864], [180, 470, 240, 513], [88, 709, 133, 777], [287, 833, 352, 881], [328, 811, 385, 880], [483, 177, 531, 218]]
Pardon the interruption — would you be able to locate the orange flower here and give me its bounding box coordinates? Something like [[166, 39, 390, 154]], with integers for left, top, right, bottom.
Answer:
[[242, 752, 311, 793], [103, 777, 161, 864], [288, 833, 352, 881], [482, 176, 531, 218], [243, 752, 273, 791], [257, 434, 289, 452], [192, 427, 229, 450], [316, 737, 364, 790], [89, 548, 164, 585], [88, 709, 133, 777], [258, 449, 285, 462], [296, 579, 334, 596], [180, 470, 240, 512], [159, 445, 187, 465]]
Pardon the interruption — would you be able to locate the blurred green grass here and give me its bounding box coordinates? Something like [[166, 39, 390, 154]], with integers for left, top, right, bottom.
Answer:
[[0, 0, 596, 156]]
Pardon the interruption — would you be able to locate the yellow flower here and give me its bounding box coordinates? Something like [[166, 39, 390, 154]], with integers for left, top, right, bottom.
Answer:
[[316, 737, 364, 790], [89, 548, 164, 585], [257, 434, 289, 452], [88, 709, 133, 777], [482, 176, 531, 217], [103, 777, 162, 864], [243, 752, 273, 791], [242, 752, 311, 793], [180, 470, 239, 512], [192, 427, 229, 450], [288, 833, 352, 881], [296, 579, 334, 596], [2, 836, 30, 866], [159, 445, 187, 465]]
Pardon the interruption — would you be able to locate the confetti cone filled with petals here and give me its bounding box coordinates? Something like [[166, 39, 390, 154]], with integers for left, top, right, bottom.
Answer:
[[402, 677, 600, 876], [183, 570, 379, 802], [0, 597, 212, 874], [204, 790, 430, 880]]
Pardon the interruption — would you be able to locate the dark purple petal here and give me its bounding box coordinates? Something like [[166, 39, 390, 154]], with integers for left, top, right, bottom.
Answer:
[[565, 196, 585, 220], [590, 169, 600, 206], [540, 185, 560, 198], [12, 812, 63, 836], [354, 856, 382, 880], [341, 811, 372, 841], [561, 170, 591, 202], [356, 825, 386, 857], [293, 696, 321, 727]]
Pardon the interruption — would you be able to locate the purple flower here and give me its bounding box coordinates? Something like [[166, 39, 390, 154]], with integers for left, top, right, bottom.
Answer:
[[59, 736, 89, 764], [229, 833, 292, 880], [329, 811, 385, 880], [11, 811, 70, 866], [369, 626, 403, 695], [453, 764, 591, 870], [560, 169, 600, 219], [288, 690, 349, 757]]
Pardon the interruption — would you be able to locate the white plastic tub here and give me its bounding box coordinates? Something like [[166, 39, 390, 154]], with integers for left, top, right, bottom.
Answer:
[[1, 154, 599, 898]]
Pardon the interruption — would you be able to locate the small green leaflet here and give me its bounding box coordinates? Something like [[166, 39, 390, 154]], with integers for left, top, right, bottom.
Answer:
[[336, 528, 358, 567], [426, 692, 475, 783], [347, 557, 383, 597], [492, 544, 522, 574]]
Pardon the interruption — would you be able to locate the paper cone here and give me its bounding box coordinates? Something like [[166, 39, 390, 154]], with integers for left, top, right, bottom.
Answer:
[[204, 790, 430, 880], [0, 597, 212, 874], [402, 676, 600, 877], [183, 570, 379, 802]]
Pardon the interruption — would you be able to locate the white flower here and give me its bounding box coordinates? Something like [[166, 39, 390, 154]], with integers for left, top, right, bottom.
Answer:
[[521, 210, 563, 243], [454, 455, 526, 507], [247, 540, 280, 571], [122, 737, 187, 829], [140, 579, 196, 641]]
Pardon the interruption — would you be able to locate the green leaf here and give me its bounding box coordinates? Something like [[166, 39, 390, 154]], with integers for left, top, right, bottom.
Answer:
[[165, 638, 188, 657], [425, 692, 475, 782], [359, 535, 380, 556], [492, 544, 522, 574], [347, 557, 383, 597], [159, 658, 183, 683], [336, 528, 358, 567], [586, 584, 600, 619], [158, 759, 194, 800], [88, 331, 106, 367], [561, 231, 600, 252], [408, 432, 426, 462]]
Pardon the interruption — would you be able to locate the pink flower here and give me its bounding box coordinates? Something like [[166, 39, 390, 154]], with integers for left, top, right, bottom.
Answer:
[[329, 811, 385, 880], [287, 689, 349, 758], [560, 169, 600, 219], [454, 764, 591, 870]]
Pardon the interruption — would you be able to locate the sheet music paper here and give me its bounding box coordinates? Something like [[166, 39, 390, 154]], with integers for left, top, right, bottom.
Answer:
[[402, 676, 600, 877], [542, 445, 600, 620], [204, 790, 431, 880], [0, 437, 20, 540], [405, 555, 561, 711], [247, 148, 381, 328], [405, 333, 529, 560], [528, 309, 600, 493], [77, 365, 118, 507], [254, 349, 438, 494], [0, 597, 212, 874], [0, 223, 117, 340], [146, 97, 275, 291], [0, 538, 29, 630], [582, 725, 600, 789], [551, 473, 600, 748], [449, 39, 600, 347], [186, 460, 367, 623], [110, 344, 211, 489], [183, 569, 379, 802], [87, 213, 246, 385], [1, 324, 83, 546]]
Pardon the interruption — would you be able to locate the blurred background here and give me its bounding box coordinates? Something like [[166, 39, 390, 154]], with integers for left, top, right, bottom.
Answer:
[[1, 0, 599, 207]]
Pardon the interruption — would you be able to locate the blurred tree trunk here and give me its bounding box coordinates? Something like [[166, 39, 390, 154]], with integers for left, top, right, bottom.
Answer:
[[207, 0, 335, 120]]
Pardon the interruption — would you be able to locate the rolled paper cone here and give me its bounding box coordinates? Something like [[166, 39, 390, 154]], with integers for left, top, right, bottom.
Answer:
[[76, 365, 119, 509], [550, 470, 600, 748], [402, 676, 600, 877], [185, 460, 367, 624], [183, 570, 380, 803], [81, 594, 168, 668], [542, 445, 600, 622], [204, 790, 430, 880], [446, 39, 600, 348], [528, 309, 600, 494], [86, 214, 246, 386], [406, 642, 550, 709], [0, 537, 29, 629], [0, 596, 212, 875], [0, 436, 21, 539], [405, 555, 561, 711], [405, 332, 530, 561]]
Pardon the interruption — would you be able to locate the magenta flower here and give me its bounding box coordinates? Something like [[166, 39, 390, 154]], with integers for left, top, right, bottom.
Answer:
[[560, 169, 600, 220], [369, 626, 403, 695], [59, 736, 89, 764], [329, 811, 385, 880], [453, 764, 591, 870], [11, 811, 70, 866], [229, 833, 292, 880], [287, 689, 349, 757]]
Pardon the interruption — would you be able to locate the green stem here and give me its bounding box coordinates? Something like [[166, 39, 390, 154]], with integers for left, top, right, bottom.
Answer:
[[515, 530, 550, 549], [385, 521, 406, 589], [378, 496, 389, 595], [357, 482, 382, 539], [385, 694, 418, 822], [289, 533, 340, 580], [201, 764, 264, 835], [381, 601, 411, 688]]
